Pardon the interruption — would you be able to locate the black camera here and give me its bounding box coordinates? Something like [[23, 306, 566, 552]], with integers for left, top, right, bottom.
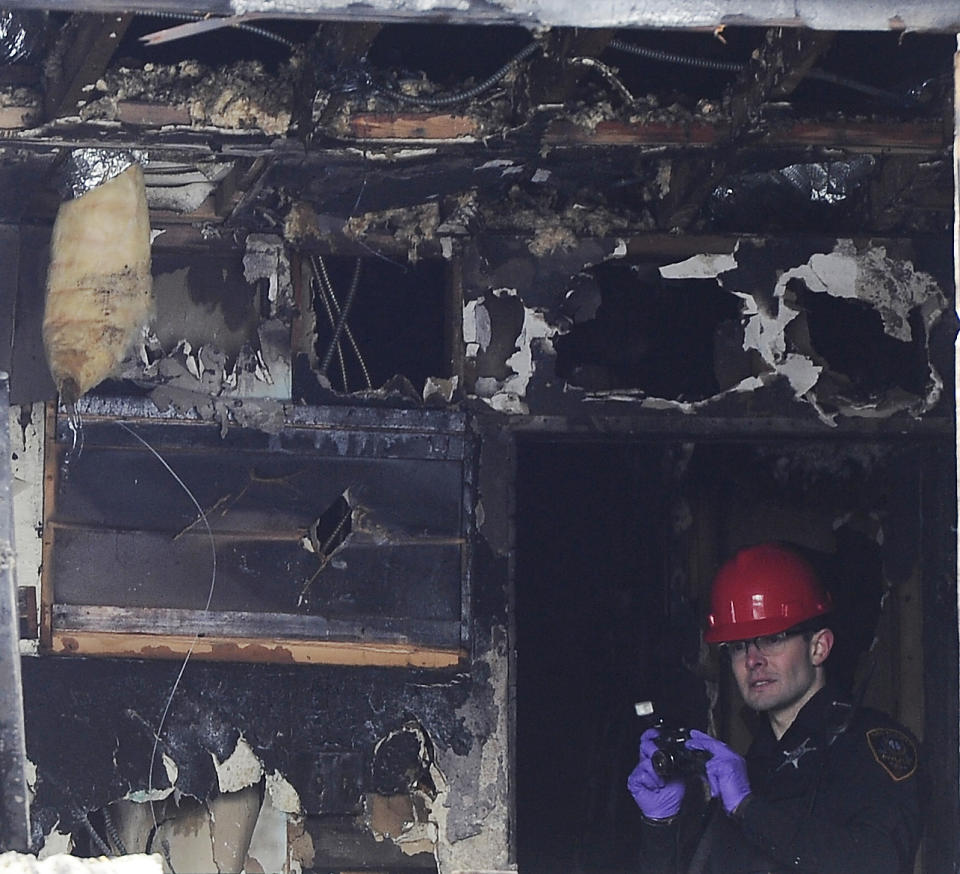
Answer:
[[651, 725, 711, 780]]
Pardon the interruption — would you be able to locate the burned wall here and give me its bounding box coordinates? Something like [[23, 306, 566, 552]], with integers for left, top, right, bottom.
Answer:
[[459, 234, 954, 425]]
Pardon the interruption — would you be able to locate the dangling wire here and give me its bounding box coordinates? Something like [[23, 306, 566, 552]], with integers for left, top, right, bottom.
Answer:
[[608, 39, 743, 73], [311, 256, 350, 391], [117, 423, 216, 863], [318, 257, 366, 383], [310, 256, 373, 391], [607, 39, 919, 108], [374, 40, 541, 107]]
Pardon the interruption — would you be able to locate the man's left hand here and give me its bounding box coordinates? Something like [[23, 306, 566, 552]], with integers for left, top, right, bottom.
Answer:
[[685, 730, 752, 815]]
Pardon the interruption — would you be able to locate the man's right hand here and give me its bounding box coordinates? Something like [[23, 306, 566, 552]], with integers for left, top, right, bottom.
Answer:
[[627, 728, 686, 821]]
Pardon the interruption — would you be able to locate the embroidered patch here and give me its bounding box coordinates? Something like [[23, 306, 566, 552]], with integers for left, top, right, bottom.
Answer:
[[866, 728, 917, 782]]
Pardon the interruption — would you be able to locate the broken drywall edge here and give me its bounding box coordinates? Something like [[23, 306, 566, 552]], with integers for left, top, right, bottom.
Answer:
[[774, 240, 946, 342], [265, 770, 301, 814], [243, 786, 289, 874], [470, 291, 562, 416], [659, 251, 738, 280], [213, 736, 263, 793], [586, 374, 770, 409], [243, 234, 294, 315], [36, 826, 72, 860]]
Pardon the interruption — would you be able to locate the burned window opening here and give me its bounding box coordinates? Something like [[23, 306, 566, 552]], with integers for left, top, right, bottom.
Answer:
[[303, 255, 448, 398], [554, 262, 744, 400]]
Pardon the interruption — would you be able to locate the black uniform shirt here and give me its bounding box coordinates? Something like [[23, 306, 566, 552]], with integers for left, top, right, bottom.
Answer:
[[639, 686, 923, 874]]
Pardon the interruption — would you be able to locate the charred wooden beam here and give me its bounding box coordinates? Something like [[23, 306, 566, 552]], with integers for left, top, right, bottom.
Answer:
[[305, 21, 383, 138], [543, 117, 947, 153], [770, 30, 836, 97], [43, 12, 133, 121]]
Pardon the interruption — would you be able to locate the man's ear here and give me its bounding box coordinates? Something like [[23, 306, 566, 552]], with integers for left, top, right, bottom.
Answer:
[[809, 628, 834, 666]]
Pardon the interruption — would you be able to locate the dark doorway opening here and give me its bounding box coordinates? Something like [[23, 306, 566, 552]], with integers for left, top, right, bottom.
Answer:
[[515, 440, 707, 873], [514, 436, 955, 873]]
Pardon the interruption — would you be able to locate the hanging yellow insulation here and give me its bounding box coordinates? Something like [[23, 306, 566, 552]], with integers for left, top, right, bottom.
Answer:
[[43, 162, 153, 404]]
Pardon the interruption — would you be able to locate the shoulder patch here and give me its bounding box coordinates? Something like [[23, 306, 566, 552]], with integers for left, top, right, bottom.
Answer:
[[866, 727, 917, 782]]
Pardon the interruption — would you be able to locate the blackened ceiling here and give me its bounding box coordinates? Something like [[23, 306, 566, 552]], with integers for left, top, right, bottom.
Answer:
[[0, 14, 953, 244]]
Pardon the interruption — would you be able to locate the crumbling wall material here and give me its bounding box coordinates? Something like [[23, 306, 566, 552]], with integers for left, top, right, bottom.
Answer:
[[22, 655, 508, 871]]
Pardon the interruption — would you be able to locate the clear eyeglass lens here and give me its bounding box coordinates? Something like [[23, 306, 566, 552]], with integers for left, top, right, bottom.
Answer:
[[722, 631, 791, 658]]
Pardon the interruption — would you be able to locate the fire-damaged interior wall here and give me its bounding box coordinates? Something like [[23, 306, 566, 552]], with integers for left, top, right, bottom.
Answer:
[[0, 7, 958, 874]]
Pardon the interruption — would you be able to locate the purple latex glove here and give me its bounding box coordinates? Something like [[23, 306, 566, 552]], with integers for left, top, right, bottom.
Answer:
[[685, 730, 752, 815], [627, 728, 685, 820]]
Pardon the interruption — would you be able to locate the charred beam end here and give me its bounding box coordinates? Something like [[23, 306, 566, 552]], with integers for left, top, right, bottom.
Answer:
[[43, 12, 134, 122], [543, 118, 947, 153]]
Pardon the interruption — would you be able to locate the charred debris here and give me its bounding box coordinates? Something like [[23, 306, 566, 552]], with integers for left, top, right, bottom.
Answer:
[[0, 8, 958, 874]]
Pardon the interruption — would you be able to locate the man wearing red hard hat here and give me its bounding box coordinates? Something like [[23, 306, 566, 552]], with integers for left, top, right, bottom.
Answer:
[[627, 542, 922, 874]]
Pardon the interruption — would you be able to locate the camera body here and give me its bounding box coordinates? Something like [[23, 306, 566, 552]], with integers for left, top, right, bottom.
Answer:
[[651, 725, 712, 780]]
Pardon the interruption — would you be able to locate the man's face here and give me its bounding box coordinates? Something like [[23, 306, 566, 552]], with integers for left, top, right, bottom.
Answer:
[[730, 631, 827, 727]]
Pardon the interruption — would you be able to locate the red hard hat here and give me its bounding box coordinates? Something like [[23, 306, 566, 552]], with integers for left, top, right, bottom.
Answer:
[[704, 543, 833, 644]]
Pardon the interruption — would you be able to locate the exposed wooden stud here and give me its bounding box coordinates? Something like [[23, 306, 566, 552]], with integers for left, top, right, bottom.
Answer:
[[51, 629, 463, 667], [43, 12, 134, 122]]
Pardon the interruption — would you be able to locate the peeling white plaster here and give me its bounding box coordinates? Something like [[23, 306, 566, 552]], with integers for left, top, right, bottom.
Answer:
[[475, 159, 516, 171], [242, 234, 294, 314], [531, 168, 551, 183], [214, 736, 264, 793], [462, 299, 492, 355], [265, 770, 301, 814], [659, 251, 738, 280], [24, 760, 36, 805], [495, 296, 557, 415], [10, 402, 43, 657], [466, 290, 563, 415], [612, 239, 628, 258], [424, 375, 459, 403], [162, 754, 178, 788], [36, 827, 72, 861]]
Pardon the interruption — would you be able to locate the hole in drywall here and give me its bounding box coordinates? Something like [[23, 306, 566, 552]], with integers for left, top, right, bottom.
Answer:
[[789, 280, 931, 400], [554, 261, 743, 400], [311, 492, 353, 560], [307, 255, 448, 395]]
